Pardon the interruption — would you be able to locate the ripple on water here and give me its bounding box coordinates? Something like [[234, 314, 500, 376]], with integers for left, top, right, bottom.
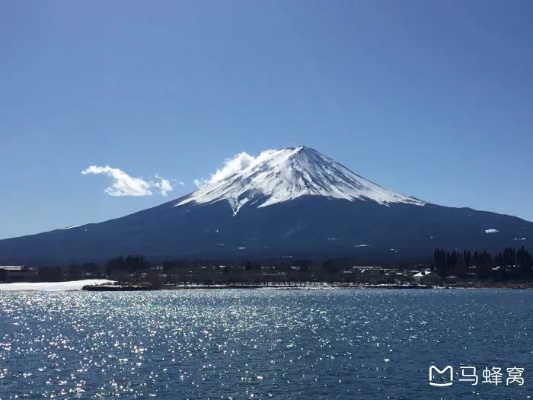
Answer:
[[0, 289, 531, 399]]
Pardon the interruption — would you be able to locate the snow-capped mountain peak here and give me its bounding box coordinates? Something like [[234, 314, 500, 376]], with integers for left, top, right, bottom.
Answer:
[[176, 146, 425, 215]]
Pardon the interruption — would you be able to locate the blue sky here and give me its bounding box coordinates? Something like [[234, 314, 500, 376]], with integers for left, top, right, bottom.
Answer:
[[1, 0, 532, 239]]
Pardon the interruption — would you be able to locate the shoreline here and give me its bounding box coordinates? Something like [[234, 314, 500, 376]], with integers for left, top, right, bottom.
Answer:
[[1, 280, 532, 292]]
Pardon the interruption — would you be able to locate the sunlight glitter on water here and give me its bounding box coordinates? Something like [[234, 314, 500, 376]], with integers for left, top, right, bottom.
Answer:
[[0, 289, 531, 399]]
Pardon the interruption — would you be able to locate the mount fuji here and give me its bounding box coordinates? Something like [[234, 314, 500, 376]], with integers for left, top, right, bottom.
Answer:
[[1, 146, 532, 264], [178, 146, 424, 215]]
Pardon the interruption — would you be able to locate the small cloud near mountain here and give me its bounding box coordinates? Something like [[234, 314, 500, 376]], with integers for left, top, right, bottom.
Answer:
[[193, 150, 279, 188], [81, 165, 176, 197]]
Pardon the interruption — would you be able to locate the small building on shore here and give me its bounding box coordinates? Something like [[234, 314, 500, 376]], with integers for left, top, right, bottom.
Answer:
[[413, 270, 442, 286], [352, 266, 387, 284]]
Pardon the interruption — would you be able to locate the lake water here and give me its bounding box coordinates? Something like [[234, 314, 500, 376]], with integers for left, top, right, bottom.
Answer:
[[0, 289, 531, 399]]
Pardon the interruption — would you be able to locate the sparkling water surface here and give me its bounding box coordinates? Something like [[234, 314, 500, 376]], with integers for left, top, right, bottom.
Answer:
[[0, 289, 531, 399]]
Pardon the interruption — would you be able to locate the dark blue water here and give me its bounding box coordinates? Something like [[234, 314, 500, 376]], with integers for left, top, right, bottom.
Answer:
[[0, 289, 531, 399]]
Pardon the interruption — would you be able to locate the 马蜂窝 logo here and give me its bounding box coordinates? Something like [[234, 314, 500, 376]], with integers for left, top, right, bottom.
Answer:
[[429, 365, 454, 387], [429, 365, 525, 387]]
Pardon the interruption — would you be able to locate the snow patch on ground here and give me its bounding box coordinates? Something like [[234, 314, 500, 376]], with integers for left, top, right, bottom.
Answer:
[[0, 279, 115, 291], [485, 228, 499, 233], [57, 225, 82, 230]]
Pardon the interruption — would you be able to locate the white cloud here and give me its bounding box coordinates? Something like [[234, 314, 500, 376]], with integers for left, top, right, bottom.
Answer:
[[193, 178, 207, 188], [210, 152, 256, 183], [82, 165, 174, 197], [153, 175, 173, 196], [485, 228, 499, 234], [195, 150, 278, 187]]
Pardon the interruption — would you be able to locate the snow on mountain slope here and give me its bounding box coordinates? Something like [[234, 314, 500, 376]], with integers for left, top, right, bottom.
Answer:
[[177, 146, 425, 215]]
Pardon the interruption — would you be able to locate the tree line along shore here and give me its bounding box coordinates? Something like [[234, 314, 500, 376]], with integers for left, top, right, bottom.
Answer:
[[2, 247, 533, 290]]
